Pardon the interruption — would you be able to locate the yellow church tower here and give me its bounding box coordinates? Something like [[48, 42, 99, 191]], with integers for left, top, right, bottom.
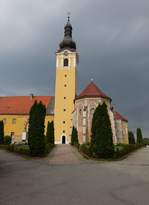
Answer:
[[54, 17, 78, 144]]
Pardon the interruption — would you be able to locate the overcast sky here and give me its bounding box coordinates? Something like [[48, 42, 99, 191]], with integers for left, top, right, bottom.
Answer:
[[0, 0, 149, 137]]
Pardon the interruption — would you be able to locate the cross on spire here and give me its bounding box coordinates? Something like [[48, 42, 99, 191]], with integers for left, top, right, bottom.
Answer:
[[67, 12, 71, 22]]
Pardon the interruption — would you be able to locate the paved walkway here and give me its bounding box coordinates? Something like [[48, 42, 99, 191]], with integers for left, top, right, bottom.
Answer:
[[48, 144, 88, 164], [1, 147, 149, 205], [118, 146, 149, 166]]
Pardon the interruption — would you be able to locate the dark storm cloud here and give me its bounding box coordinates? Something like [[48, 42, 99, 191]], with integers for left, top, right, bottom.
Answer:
[[0, 0, 149, 136]]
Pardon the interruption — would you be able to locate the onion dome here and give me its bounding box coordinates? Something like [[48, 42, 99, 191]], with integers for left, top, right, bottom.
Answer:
[[58, 16, 76, 51]]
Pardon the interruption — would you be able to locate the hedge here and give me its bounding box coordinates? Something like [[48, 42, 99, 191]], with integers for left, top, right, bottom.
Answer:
[[4, 136, 12, 145], [6, 143, 54, 157], [80, 143, 144, 160], [7, 144, 30, 155], [113, 144, 143, 159]]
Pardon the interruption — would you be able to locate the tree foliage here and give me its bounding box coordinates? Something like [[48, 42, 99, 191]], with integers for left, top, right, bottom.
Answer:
[[143, 138, 149, 145], [128, 131, 135, 144], [46, 121, 54, 145], [28, 101, 46, 156], [136, 128, 143, 144], [71, 126, 79, 146], [0, 121, 4, 144], [91, 103, 114, 158]]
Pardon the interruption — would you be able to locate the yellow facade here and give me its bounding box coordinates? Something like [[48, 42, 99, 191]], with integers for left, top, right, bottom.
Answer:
[[54, 50, 78, 144], [0, 115, 28, 137], [0, 115, 54, 141]]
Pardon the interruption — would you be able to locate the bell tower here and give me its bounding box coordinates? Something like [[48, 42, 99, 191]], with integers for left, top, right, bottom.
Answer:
[[54, 17, 78, 144]]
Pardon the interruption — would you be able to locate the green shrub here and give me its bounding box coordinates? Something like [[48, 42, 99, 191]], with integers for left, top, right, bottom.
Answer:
[[28, 101, 46, 156], [80, 143, 144, 159], [14, 144, 30, 155], [7, 142, 53, 157], [7, 144, 15, 152], [91, 103, 114, 158], [44, 143, 54, 155], [43, 135, 53, 155], [80, 143, 93, 157], [46, 121, 55, 145], [71, 127, 79, 146], [7, 144, 30, 155], [143, 138, 149, 146], [136, 128, 143, 144], [0, 121, 4, 144], [128, 131, 135, 144], [0, 144, 9, 149], [113, 144, 143, 159], [4, 136, 12, 145]]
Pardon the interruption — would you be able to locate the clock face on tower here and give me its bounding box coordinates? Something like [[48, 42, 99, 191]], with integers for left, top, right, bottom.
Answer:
[[64, 51, 68, 56]]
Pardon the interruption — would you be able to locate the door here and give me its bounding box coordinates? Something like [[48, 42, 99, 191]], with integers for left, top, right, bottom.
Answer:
[[62, 136, 66, 144]]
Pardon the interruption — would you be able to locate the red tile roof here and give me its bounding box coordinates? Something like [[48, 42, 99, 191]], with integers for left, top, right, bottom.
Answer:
[[76, 82, 111, 100], [0, 96, 53, 115], [114, 111, 128, 122]]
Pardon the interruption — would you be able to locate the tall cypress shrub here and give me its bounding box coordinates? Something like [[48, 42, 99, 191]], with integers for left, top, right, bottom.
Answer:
[[28, 101, 46, 156], [128, 131, 135, 144], [71, 126, 79, 146], [136, 128, 143, 144], [91, 105, 100, 145], [0, 121, 4, 144], [91, 103, 114, 158], [46, 121, 54, 145]]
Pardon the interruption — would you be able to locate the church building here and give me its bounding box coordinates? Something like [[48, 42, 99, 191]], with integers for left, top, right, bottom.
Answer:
[[0, 18, 129, 145]]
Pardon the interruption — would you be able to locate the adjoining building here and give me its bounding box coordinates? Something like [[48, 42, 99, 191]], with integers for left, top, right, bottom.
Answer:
[[73, 81, 128, 145], [0, 95, 54, 142], [0, 18, 129, 144]]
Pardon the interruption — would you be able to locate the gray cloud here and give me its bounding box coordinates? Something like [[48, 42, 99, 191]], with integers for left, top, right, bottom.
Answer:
[[0, 0, 149, 136]]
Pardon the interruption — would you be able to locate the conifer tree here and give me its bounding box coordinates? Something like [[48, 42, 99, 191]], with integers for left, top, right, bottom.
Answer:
[[46, 121, 54, 145], [91, 105, 100, 145], [71, 126, 79, 146], [128, 131, 135, 144], [136, 128, 143, 144], [91, 103, 114, 158], [0, 120, 4, 144], [28, 101, 46, 156]]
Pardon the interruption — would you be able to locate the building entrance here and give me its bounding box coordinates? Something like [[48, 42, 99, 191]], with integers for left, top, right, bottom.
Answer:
[[62, 136, 66, 144]]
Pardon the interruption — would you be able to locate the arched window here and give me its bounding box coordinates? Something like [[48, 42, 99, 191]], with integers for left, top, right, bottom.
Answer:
[[64, 58, 68, 67]]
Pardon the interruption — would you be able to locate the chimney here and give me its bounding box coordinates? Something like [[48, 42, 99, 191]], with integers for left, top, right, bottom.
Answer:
[[30, 93, 34, 100]]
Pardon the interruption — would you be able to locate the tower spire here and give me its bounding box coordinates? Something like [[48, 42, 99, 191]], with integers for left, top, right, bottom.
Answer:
[[67, 12, 70, 22], [58, 16, 76, 51]]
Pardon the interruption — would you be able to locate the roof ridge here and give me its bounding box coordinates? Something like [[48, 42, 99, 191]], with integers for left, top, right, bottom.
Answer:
[[76, 81, 111, 100], [0, 96, 54, 115], [114, 111, 128, 122], [0, 95, 54, 98]]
